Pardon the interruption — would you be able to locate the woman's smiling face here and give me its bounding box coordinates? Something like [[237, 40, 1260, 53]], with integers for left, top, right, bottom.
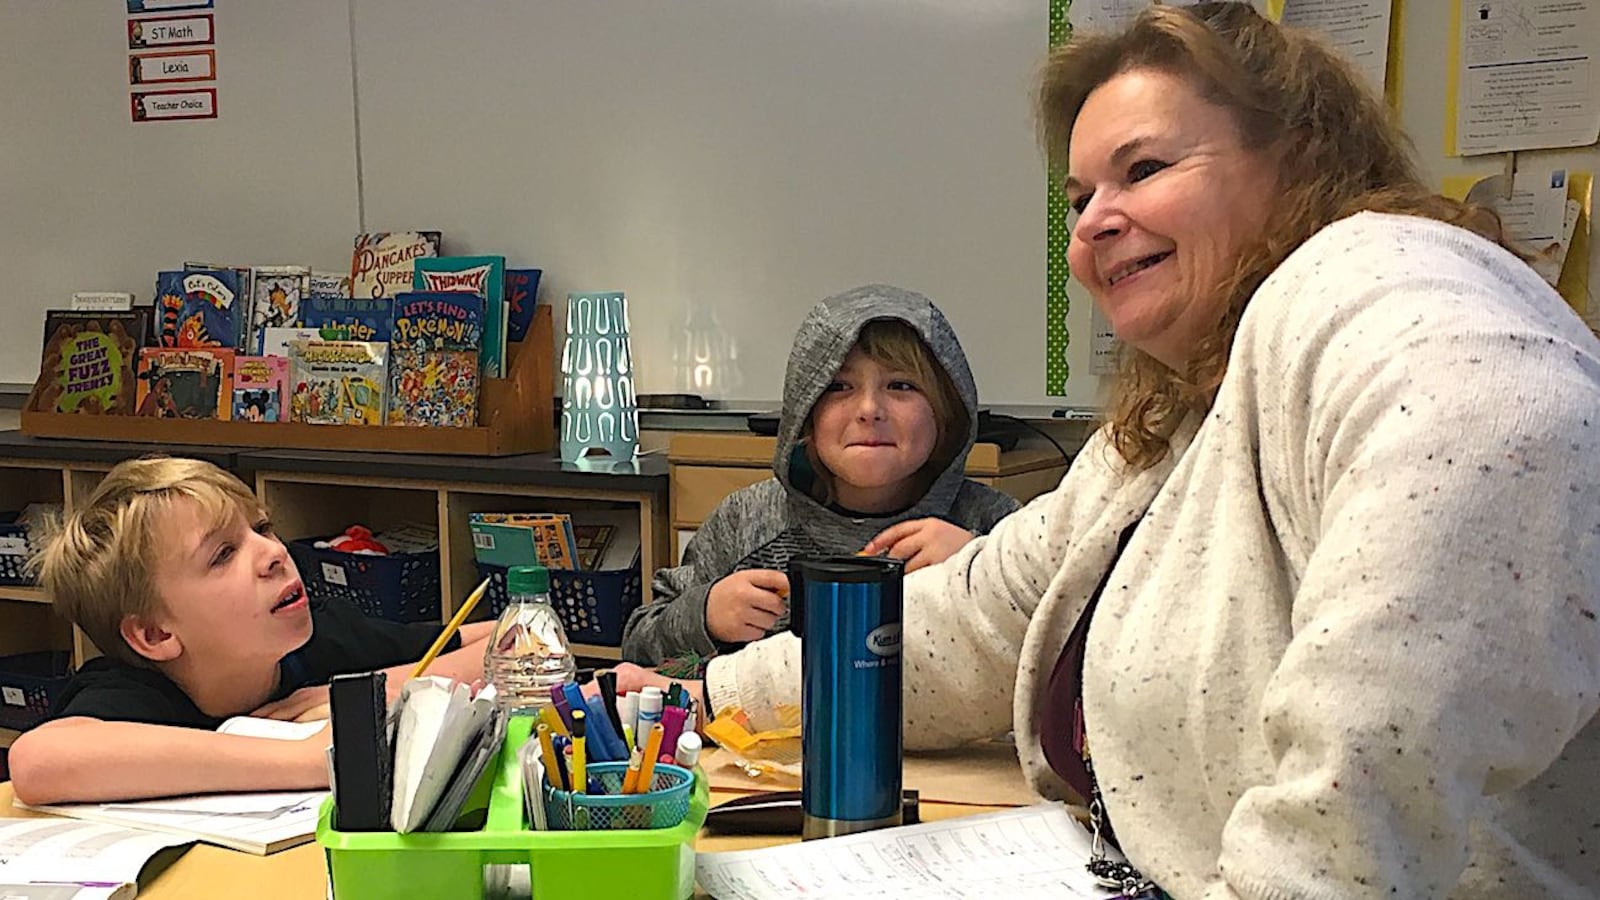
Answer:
[[1064, 67, 1278, 371]]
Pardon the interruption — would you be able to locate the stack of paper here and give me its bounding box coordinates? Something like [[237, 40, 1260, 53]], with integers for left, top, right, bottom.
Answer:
[[0, 817, 192, 899], [389, 676, 505, 833], [695, 803, 1122, 899]]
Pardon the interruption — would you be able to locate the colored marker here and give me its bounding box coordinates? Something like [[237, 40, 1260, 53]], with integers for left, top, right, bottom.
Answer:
[[583, 694, 629, 762], [658, 705, 688, 770], [570, 710, 588, 796], [597, 670, 627, 739]]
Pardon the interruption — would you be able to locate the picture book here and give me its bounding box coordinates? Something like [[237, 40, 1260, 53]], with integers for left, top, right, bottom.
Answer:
[[387, 291, 483, 428], [572, 523, 614, 571], [503, 268, 543, 343], [467, 512, 575, 570], [413, 255, 506, 379], [573, 509, 641, 571], [135, 347, 233, 420], [0, 816, 191, 900], [288, 340, 388, 426], [350, 231, 442, 300], [259, 326, 323, 359], [29, 310, 149, 415], [296, 296, 394, 343], [156, 269, 241, 349], [71, 291, 135, 311], [183, 261, 254, 349], [232, 355, 289, 423], [248, 265, 310, 351], [308, 269, 352, 299]]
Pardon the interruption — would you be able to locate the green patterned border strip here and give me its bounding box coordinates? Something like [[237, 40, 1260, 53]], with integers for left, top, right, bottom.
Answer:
[[1045, 0, 1072, 395]]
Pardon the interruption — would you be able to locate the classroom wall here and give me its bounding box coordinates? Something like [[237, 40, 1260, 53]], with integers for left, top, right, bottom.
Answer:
[[1, 1, 1594, 408]]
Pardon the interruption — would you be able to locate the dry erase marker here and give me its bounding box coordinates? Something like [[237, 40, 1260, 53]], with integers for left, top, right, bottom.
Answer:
[[675, 731, 702, 768], [636, 687, 664, 750], [619, 692, 639, 741], [570, 710, 589, 796]]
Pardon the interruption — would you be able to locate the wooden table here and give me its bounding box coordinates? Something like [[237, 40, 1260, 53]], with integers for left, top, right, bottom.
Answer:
[[0, 783, 1011, 899]]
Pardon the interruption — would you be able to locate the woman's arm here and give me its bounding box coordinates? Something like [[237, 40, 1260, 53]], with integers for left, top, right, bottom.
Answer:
[[708, 441, 1119, 749], [1201, 243, 1600, 898], [9, 717, 330, 805]]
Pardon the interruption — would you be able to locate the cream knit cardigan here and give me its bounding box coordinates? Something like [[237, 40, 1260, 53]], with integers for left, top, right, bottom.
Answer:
[[707, 213, 1600, 899]]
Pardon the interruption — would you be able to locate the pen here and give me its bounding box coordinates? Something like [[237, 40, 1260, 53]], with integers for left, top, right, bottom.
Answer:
[[666, 682, 683, 708], [411, 577, 491, 678], [571, 710, 588, 796], [536, 723, 562, 792], [551, 735, 571, 792]]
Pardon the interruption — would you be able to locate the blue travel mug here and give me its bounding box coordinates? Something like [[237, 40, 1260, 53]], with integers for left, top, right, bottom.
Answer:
[[788, 555, 904, 839]]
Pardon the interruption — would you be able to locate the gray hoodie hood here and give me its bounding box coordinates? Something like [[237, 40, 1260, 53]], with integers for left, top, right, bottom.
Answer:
[[774, 284, 980, 523]]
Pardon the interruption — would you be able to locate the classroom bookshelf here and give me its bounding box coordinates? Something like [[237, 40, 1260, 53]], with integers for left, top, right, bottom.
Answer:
[[0, 433, 669, 750]]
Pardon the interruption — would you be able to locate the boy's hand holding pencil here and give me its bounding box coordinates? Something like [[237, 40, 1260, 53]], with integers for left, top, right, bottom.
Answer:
[[705, 569, 790, 643]]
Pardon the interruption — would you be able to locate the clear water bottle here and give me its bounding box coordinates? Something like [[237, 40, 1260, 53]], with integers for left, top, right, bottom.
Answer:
[[483, 565, 576, 715]]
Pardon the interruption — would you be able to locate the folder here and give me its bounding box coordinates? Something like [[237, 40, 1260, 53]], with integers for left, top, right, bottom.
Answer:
[[420, 709, 508, 832], [329, 671, 392, 832]]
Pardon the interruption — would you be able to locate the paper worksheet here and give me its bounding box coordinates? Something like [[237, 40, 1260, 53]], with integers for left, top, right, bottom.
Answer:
[[0, 817, 192, 898], [695, 803, 1121, 899], [1281, 0, 1392, 94], [1452, 0, 1600, 155], [17, 790, 325, 856]]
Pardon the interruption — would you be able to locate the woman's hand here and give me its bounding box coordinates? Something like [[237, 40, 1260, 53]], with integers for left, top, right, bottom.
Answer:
[[705, 569, 790, 643], [863, 518, 975, 572]]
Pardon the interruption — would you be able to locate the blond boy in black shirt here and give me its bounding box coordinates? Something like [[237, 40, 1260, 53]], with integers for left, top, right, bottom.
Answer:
[[9, 457, 492, 805]]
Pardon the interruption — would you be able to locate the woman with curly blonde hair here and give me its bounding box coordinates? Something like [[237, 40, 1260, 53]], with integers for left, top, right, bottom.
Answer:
[[626, 5, 1600, 896]]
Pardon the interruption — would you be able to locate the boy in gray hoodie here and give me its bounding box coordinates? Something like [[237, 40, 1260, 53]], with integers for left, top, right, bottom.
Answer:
[[621, 285, 1018, 666]]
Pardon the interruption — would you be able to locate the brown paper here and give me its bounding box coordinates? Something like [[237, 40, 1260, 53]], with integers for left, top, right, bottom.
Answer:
[[701, 739, 1038, 808]]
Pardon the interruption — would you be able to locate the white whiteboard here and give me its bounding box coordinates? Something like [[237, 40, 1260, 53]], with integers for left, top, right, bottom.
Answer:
[[0, 0, 360, 387], [3, 1, 1594, 410], [351, 0, 1069, 407]]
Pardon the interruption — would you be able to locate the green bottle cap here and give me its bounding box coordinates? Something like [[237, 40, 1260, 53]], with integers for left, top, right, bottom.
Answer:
[[507, 565, 549, 595]]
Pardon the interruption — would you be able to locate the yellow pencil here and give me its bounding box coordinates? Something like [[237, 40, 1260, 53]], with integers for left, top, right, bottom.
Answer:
[[634, 723, 665, 794], [539, 704, 570, 738], [411, 576, 491, 679], [536, 722, 564, 791], [621, 747, 643, 794]]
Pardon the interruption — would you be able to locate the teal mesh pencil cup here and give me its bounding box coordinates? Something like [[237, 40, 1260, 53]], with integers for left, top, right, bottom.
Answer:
[[544, 762, 695, 830], [316, 716, 709, 900]]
